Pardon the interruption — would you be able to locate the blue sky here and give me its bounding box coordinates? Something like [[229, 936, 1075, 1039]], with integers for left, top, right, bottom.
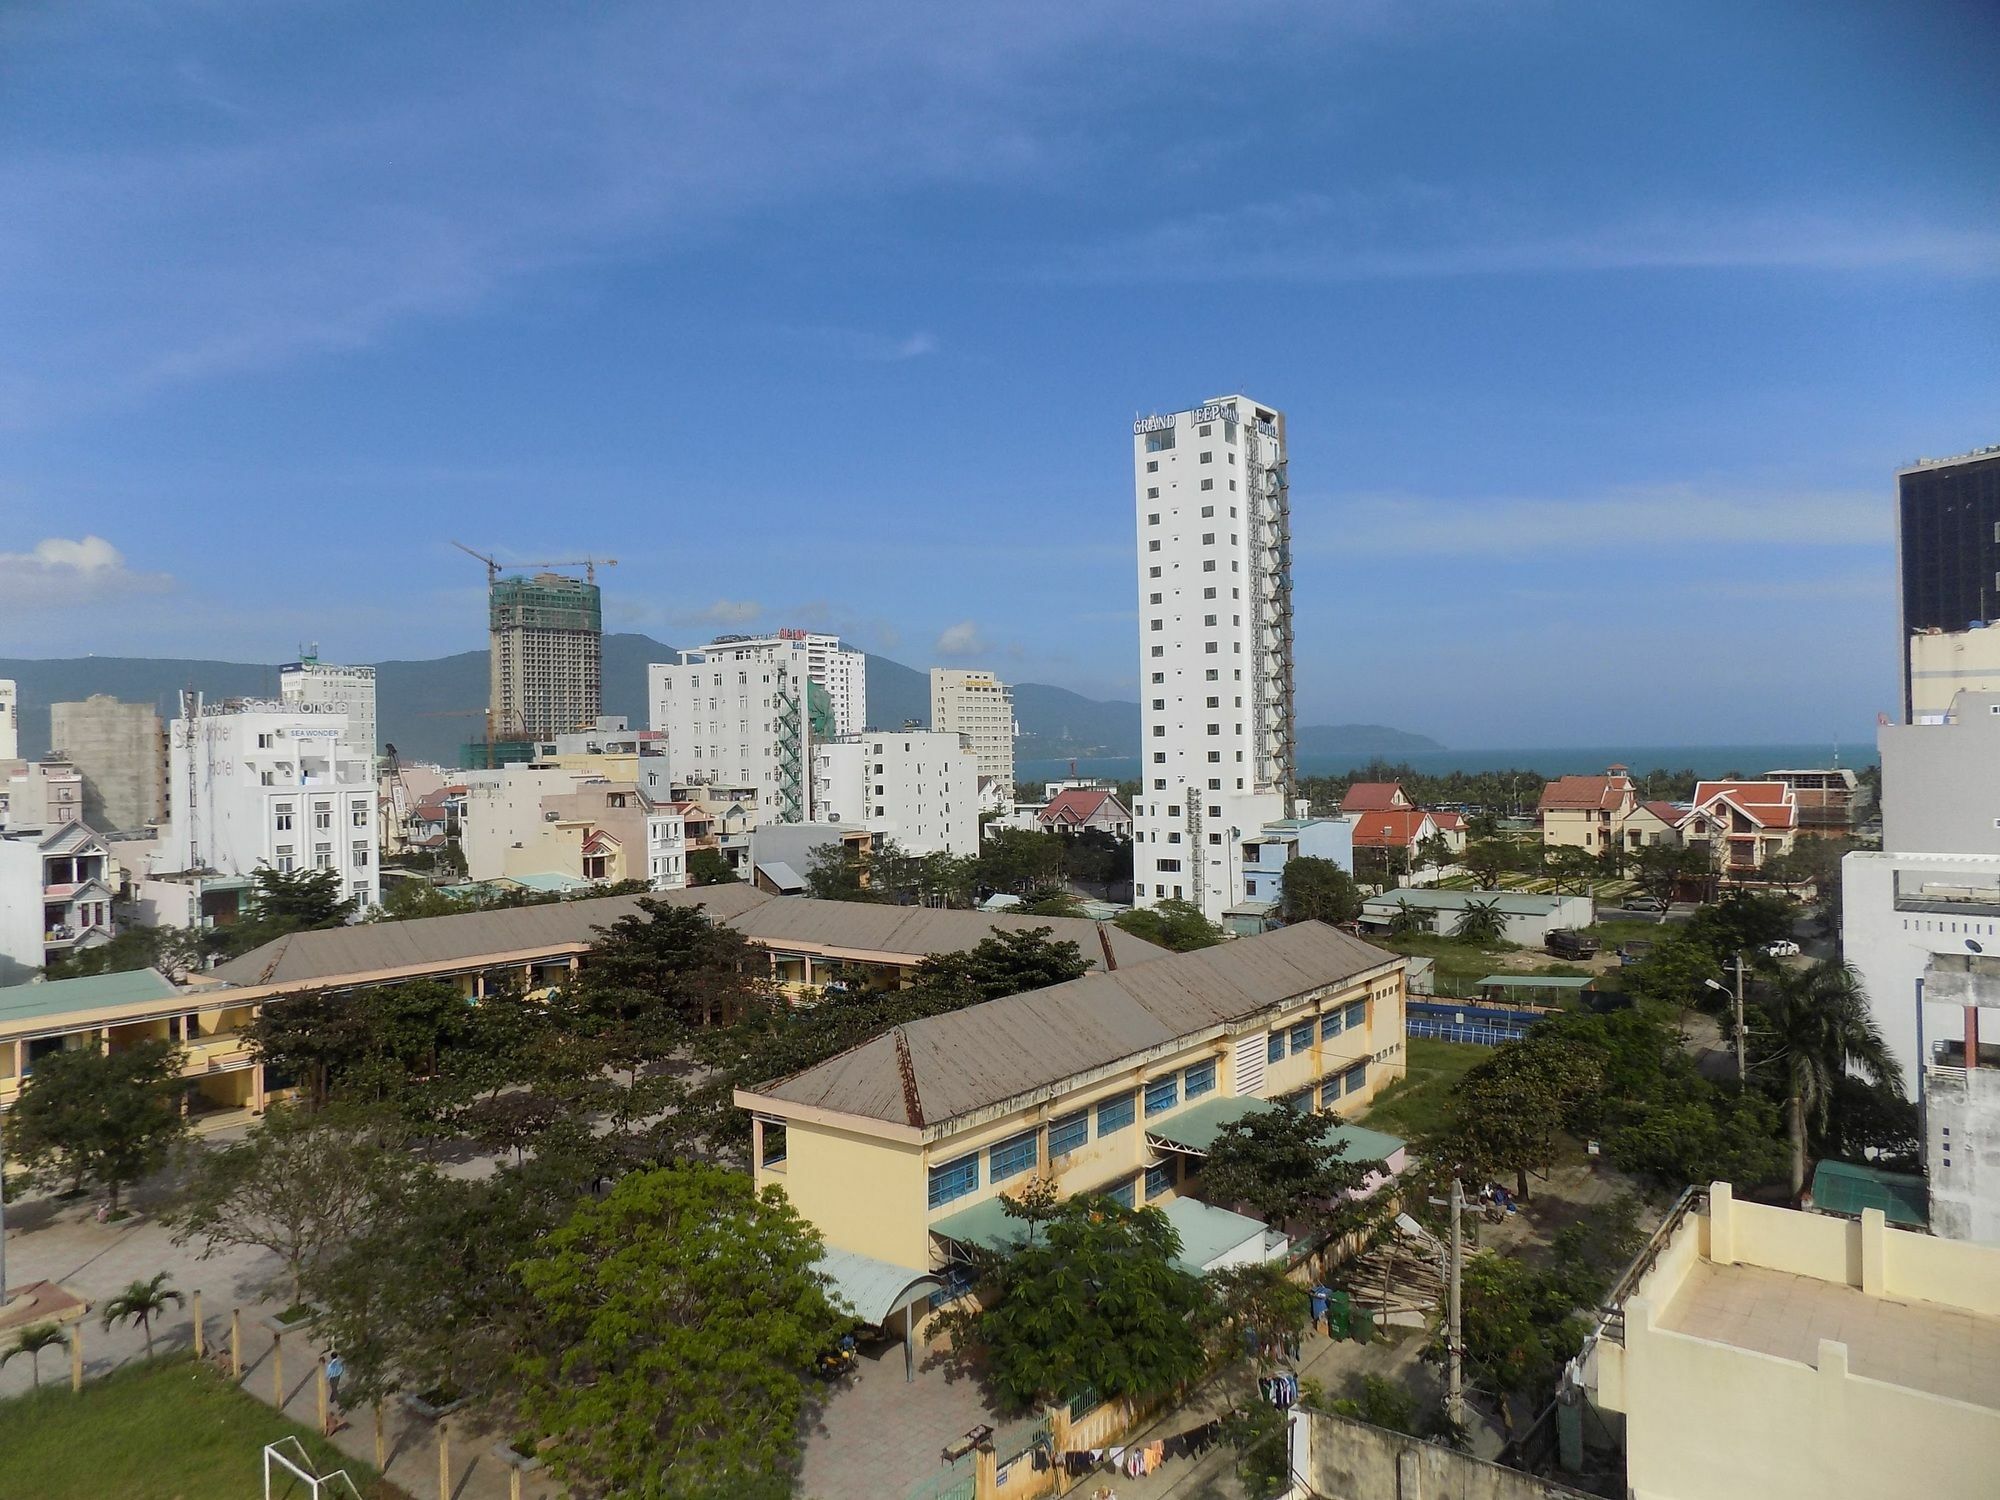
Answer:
[[3, 0, 1997, 747]]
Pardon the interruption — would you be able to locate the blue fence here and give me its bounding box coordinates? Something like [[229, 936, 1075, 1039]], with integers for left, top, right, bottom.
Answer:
[[1406, 999, 1547, 1047]]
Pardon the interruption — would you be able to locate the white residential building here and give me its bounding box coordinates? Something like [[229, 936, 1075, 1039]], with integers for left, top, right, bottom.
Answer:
[[812, 731, 980, 857], [280, 654, 378, 761], [0, 821, 118, 985], [798, 631, 868, 737], [1131, 394, 1295, 922], [930, 669, 1016, 810], [649, 640, 816, 823], [0, 679, 17, 763], [163, 695, 380, 911]]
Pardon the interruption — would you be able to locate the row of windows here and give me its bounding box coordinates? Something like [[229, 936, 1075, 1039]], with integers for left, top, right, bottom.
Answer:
[[926, 1059, 1224, 1208], [1266, 1001, 1369, 1061]]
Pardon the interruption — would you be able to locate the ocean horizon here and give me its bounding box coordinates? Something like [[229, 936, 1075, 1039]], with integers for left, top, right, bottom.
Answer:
[[1019, 740, 1879, 786]]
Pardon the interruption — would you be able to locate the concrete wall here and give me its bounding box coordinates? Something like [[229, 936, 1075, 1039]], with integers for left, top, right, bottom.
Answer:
[[1879, 692, 2000, 856], [459, 766, 587, 881], [1591, 1186, 2000, 1500], [1926, 1063, 2000, 1245], [50, 697, 165, 833], [0, 833, 43, 984], [1840, 850, 2000, 1087], [1307, 1408, 1594, 1500], [1909, 626, 2000, 721]]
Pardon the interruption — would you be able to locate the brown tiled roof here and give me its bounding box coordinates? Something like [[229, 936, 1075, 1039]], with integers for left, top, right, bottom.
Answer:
[[1537, 774, 1633, 813], [744, 922, 1400, 1130], [1339, 782, 1408, 813], [1350, 809, 1434, 848]]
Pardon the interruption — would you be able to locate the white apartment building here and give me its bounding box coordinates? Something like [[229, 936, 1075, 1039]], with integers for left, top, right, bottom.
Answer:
[[1131, 394, 1296, 922], [280, 654, 378, 761], [649, 640, 816, 823], [930, 668, 1016, 811], [0, 821, 118, 985], [812, 731, 980, 858], [0, 679, 16, 763], [164, 695, 380, 911]]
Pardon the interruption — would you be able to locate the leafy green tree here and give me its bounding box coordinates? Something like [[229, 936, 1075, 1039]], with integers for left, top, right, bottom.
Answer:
[[1413, 832, 1454, 875], [1623, 931, 1722, 1013], [1, 1323, 66, 1390], [1427, 1038, 1603, 1200], [1204, 1263, 1310, 1351], [44, 924, 215, 981], [976, 828, 1070, 900], [1757, 960, 1903, 1196], [1059, 829, 1133, 891], [577, 897, 766, 1032], [246, 991, 373, 1110], [1450, 899, 1507, 944], [99, 1273, 184, 1360], [1114, 898, 1226, 952], [686, 848, 738, 886], [921, 926, 1092, 1000], [370, 880, 472, 923], [514, 1164, 850, 1500], [1387, 900, 1433, 938], [1462, 841, 1513, 890], [1201, 1107, 1380, 1235], [1011, 891, 1086, 918], [217, 865, 355, 957], [10, 1038, 187, 1211], [1630, 843, 1701, 909], [940, 1195, 1207, 1410], [1542, 845, 1599, 895], [1687, 891, 1796, 958], [803, 840, 877, 902], [1280, 858, 1361, 925], [168, 1105, 418, 1309]]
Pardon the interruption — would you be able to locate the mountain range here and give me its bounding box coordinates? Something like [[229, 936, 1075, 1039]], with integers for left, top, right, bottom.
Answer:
[[0, 636, 1442, 767]]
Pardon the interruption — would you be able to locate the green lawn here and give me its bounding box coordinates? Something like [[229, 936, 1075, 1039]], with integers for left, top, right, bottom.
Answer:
[[1361, 1037, 1486, 1141], [0, 1357, 396, 1500]]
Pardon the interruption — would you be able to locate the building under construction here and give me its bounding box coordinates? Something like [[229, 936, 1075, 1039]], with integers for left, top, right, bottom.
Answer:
[[490, 571, 602, 742]]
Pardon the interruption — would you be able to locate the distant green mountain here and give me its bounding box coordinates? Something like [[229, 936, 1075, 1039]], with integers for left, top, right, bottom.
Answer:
[[1, 637, 1440, 767]]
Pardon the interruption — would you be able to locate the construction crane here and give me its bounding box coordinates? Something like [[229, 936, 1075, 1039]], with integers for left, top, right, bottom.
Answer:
[[450, 541, 619, 584]]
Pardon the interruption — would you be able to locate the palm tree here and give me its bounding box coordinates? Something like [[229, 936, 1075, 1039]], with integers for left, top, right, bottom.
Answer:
[[99, 1273, 184, 1361], [1, 1322, 67, 1391], [1388, 901, 1434, 938], [1451, 899, 1507, 945], [1760, 961, 1903, 1198]]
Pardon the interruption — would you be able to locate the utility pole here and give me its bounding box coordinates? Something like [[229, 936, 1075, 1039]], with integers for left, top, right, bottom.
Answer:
[[1447, 1177, 1464, 1429], [1733, 952, 1747, 1088]]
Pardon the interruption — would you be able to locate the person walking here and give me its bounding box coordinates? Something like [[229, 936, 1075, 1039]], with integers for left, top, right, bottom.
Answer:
[[325, 1352, 345, 1414]]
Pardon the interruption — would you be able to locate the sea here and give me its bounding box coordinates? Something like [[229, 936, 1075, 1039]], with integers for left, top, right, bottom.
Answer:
[[1017, 741, 1878, 786]]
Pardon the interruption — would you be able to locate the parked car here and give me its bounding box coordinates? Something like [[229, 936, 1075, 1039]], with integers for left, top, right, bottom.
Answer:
[[1546, 929, 1600, 960], [1623, 894, 1668, 913], [1763, 939, 1802, 958]]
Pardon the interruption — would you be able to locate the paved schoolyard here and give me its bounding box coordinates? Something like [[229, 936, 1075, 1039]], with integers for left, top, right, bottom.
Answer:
[[0, 1173, 551, 1500], [795, 1335, 1003, 1500]]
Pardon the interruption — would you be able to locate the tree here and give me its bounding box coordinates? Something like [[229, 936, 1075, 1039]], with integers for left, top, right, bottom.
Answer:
[[686, 848, 738, 887], [217, 865, 355, 956], [1413, 833, 1454, 875], [940, 1195, 1207, 1410], [802, 841, 876, 902], [975, 828, 1069, 900], [1631, 844, 1704, 911], [913, 926, 1092, 1001], [1280, 858, 1361, 925], [168, 1105, 418, 1309], [1462, 841, 1513, 890], [1011, 891, 1086, 919], [514, 1164, 850, 1500], [1758, 960, 1903, 1196], [1201, 1107, 1380, 1236], [1204, 1263, 1310, 1351], [1542, 845, 1599, 896], [1114, 898, 1226, 953], [1, 1323, 66, 1391], [99, 1273, 184, 1360], [1428, 1039, 1603, 1200], [9, 1039, 187, 1211], [576, 897, 767, 1034], [1450, 899, 1507, 945], [1623, 931, 1722, 1013], [1387, 900, 1433, 938], [1687, 891, 1796, 958]]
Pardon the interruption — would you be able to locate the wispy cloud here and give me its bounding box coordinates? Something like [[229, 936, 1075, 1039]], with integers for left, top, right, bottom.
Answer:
[[0, 536, 175, 610], [935, 620, 988, 658], [1300, 482, 1891, 558], [679, 599, 763, 627], [1047, 189, 2000, 283]]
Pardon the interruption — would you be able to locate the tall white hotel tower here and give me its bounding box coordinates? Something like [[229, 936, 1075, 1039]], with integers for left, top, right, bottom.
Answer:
[[1131, 395, 1295, 921]]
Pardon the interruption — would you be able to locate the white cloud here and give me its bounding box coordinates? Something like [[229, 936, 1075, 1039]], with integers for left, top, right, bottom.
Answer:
[[935, 620, 988, 658], [0, 536, 174, 609], [1299, 483, 1891, 559], [1047, 189, 2000, 284], [687, 599, 763, 626]]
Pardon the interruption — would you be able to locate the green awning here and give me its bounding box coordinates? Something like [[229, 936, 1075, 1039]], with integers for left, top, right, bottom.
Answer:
[[815, 1247, 942, 1326], [1325, 1123, 1406, 1166], [929, 1196, 1036, 1255], [1162, 1197, 1281, 1272], [1146, 1095, 1283, 1153], [1810, 1160, 1928, 1228]]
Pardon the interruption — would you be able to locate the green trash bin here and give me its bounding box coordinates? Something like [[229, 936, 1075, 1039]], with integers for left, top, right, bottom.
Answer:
[[1349, 1307, 1376, 1344], [1327, 1289, 1351, 1339]]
